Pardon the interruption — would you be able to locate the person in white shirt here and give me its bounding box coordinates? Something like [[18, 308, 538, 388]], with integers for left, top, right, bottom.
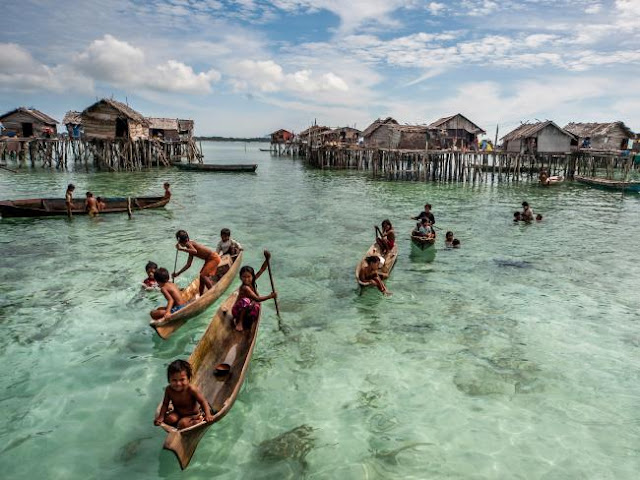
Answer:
[[216, 228, 243, 258]]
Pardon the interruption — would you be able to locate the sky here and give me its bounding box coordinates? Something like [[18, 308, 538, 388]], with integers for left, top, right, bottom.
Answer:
[[1, 0, 639, 137]]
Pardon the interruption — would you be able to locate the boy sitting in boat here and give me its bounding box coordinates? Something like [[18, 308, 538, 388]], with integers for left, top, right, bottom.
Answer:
[[418, 218, 436, 239], [85, 192, 99, 217], [154, 359, 214, 430], [150, 268, 187, 320], [173, 230, 221, 297], [216, 228, 242, 260], [142, 261, 158, 289], [358, 255, 390, 295]]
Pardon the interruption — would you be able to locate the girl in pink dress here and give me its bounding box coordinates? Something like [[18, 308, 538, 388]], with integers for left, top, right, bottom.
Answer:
[[232, 252, 277, 332]]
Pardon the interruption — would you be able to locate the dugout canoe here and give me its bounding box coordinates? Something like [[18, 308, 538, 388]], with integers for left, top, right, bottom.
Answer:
[[174, 163, 257, 172], [410, 232, 436, 251], [149, 252, 242, 339], [355, 242, 398, 290], [574, 175, 640, 192], [157, 289, 262, 469], [0, 195, 169, 218]]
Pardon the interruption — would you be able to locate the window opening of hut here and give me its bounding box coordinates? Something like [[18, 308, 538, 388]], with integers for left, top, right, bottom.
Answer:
[[22, 123, 34, 137]]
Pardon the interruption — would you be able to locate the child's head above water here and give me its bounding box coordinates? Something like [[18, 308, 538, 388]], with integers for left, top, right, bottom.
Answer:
[[514, 211, 522, 220], [167, 359, 192, 391], [176, 230, 189, 244], [445, 231, 453, 240], [536, 214, 543, 221], [154, 267, 170, 284], [452, 239, 461, 248], [146, 261, 158, 275]]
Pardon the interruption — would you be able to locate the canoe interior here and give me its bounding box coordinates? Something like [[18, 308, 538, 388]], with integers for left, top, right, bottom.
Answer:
[[0, 196, 168, 217], [410, 233, 435, 251], [150, 252, 242, 339], [159, 290, 262, 469], [355, 242, 398, 288]]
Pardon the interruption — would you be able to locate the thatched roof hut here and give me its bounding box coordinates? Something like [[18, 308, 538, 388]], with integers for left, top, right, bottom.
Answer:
[[321, 127, 361, 145], [62, 111, 83, 138], [427, 113, 485, 150], [563, 121, 634, 150], [501, 121, 574, 154], [297, 125, 331, 145], [147, 117, 180, 141], [362, 118, 428, 149], [0, 107, 58, 138], [81, 98, 149, 140]]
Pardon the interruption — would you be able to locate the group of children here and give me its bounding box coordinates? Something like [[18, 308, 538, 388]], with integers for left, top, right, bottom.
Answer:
[[64, 182, 172, 218], [151, 231, 277, 429], [514, 201, 543, 222]]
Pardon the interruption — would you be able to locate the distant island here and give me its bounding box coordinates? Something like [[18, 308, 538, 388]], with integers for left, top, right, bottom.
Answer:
[[195, 136, 269, 142]]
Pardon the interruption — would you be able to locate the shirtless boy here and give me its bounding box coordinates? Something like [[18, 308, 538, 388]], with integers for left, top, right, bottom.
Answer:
[[173, 230, 221, 296], [359, 255, 390, 294], [150, 267, 187, 320], [85, 192, 99, 216], [154, 359, 214, 430], [65, 183, 75, 218]]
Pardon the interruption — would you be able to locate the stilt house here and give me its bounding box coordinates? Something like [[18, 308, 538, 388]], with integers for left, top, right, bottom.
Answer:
[[321, 127, 361, 145], [297, 125, 331, 146], [0, 107, 58, 138], [270, 129, 294, 143], [147, 118, 180, 141], [427, 113, 485, 150], [63, 111, 83, 139], [501, 121, 574, 154], [81, 99, 149, 140], [563, 122, 635, 151], [362, 117, 399, 148], [177, 120, 194, 141]]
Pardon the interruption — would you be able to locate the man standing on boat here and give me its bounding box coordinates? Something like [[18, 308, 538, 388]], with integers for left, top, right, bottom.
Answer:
[[412, 203, 435, 225]]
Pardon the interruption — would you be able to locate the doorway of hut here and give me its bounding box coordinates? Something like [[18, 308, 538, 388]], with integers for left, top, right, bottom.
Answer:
[[115, 118, 128, 138], [22, 123, 34, 137]]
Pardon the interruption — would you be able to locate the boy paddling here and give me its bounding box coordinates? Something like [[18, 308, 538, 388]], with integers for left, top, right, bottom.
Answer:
[[173, 230, 221, 297]]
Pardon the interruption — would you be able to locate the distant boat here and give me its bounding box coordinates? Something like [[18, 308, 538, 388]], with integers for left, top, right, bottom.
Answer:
[[574, 175, 640, 192], [0, 195, 169, 218], [175, 163, 257, 172], [259, 148, 271, 152], [410, 232, 436, 251]]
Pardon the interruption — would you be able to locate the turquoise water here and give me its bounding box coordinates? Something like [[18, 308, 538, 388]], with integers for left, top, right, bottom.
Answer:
[[1, 142, 639, 479]]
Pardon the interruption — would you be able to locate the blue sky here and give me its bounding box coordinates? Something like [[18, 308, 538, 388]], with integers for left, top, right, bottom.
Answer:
[[1, 0, 639, 136]]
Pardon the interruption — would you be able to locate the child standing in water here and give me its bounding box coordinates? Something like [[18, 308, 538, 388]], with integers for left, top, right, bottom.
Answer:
[[65, 183, 75, 218], [154, 359, 214, 429], [85, 192, 99, 216], [163, 182, 171, 199], [445, 231, 454, 247], [173, 230, 221, 296], [232, 251, 277, 332], [375, 219, 395, 254], [150, 268, 187, 320]]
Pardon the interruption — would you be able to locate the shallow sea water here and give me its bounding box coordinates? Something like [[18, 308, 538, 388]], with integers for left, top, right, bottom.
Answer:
[[0, 142, 639, 479]]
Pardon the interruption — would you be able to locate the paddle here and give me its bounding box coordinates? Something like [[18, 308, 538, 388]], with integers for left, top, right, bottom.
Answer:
[[172, 248, 179, 281], [264, 250, 285, 333], [0, 164, 17, 173]]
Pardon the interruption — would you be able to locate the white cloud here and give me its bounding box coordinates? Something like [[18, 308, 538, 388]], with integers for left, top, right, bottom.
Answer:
[[73, 35, 221, 94], [585, 3, 602, 14], [427, 2, 446, 15]]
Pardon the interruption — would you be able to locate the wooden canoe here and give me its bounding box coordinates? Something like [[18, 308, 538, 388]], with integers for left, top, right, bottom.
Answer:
[[175, 163, 257, 172], [0, 195, 169, 218], [410, 233, 436, 251], [574, 175, 640, 192], [355, 242, 398, 290], [150, 252, 242, 339], [158, 289, 262, 469]]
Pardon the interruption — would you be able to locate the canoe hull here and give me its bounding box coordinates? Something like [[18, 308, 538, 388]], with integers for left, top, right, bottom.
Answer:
[[150, 252, 243, 339], [158, 290, 262, 469], [574, 175, 640, 192], [355, 242, 398, 291], [0, 196, 169, 218], [175, 163, 257, 172]]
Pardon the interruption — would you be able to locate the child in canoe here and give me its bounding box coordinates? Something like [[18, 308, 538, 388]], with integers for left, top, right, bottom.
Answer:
[[154, 359, 214, 430], [216, 228, 243, 259], [232, 251, 277, 332], [173, 230, 221, 297], [142, 261, 158, 289], [358, 255, 390, 295], [375, 219, 395, 254], [150, 268, 187, 320]]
